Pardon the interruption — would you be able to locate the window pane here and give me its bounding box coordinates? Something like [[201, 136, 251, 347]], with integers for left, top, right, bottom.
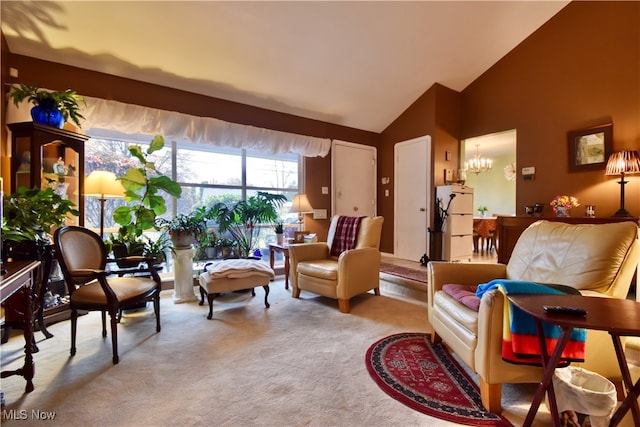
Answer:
[[176, 146, 242, 185], [177, 187, 242, 216], [246, 151, 298, 189]]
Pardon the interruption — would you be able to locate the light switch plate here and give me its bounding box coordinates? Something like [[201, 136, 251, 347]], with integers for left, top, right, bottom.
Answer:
[[444, 169, 453, 182], [321, 186, 329, 194]]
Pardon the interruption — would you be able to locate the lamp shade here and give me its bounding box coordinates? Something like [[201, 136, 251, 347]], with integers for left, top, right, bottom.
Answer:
[[290, 194, 313, 214], [84, 170, 125, 198], [605, 150, 640, 176]]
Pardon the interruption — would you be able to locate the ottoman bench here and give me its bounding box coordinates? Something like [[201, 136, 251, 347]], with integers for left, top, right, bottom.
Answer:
[[198, 259, 275, 319]]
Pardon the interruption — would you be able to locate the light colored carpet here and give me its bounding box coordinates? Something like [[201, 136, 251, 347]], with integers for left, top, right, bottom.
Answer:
[[1, 279, 637, 426]]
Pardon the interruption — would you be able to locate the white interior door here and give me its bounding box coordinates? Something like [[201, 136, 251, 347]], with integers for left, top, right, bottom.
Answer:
[[394, 136, 430, 261], [332, 140, 376, 217]]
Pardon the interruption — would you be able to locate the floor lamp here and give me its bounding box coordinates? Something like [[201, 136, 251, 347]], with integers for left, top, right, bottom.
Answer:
[[290, 194, 313, 231], [605, 150, 640, 217], [84, 171, 125, 238]]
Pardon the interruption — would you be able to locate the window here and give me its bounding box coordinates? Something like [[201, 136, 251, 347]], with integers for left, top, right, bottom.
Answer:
[[84, 135, 302, 248]]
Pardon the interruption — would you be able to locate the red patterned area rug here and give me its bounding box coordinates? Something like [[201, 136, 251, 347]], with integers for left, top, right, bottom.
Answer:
[[365, 333, 512, 426], [379, 262, 427, 284]]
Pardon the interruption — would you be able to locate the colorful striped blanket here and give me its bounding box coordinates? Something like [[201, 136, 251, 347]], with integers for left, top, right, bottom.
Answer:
[[476, 280, 586, 366], [330, 216, 365, 257]]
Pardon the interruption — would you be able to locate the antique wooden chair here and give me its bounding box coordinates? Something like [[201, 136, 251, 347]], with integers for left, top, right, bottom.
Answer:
[[54, 226, 161, 364]]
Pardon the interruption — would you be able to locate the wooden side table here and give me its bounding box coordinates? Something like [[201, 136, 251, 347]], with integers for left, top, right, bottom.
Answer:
[[268, 243, 289, 289], [508, 294, 640, 427]]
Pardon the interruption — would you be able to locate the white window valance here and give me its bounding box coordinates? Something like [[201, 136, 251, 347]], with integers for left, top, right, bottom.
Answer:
[[6, 93, 331, 157]]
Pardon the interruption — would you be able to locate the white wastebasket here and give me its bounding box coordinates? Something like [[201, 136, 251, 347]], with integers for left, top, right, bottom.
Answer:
[[545, 366, 617, 427]]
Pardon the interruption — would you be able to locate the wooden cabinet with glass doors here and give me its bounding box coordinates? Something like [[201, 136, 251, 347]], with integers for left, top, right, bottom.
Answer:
[[6, 122, 89, 328], [8, 122, 88, 226]]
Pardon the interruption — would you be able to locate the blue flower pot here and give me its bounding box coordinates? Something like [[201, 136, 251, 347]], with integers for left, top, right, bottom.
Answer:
[[30, 100, 65, 128]]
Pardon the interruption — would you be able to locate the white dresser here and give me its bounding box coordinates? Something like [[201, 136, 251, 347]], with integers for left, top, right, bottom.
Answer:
[[436, 185, 474, 262]]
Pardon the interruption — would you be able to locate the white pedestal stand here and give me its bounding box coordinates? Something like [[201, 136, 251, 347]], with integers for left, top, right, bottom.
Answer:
[[172, 247, 196, 303]]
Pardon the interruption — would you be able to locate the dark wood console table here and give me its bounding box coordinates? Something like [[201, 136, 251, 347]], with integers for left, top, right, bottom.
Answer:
[[1, 260, 40, 393], [495, 216, 639, 264]]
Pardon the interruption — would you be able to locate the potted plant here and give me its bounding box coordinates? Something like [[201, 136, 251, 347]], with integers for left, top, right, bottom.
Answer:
[[477, 206, 488, 217], [198, 230, 219, 259], [110, 135, 182, 264], [142, 233, 172, 264], [209, 192, 287, 258], [2, 186, 80, 338], [8, 83, 86, 129], [274, 221, 285, 245], [2, 186, 79, 257], [217, 237, 236, 259], [155, 209, 208, 249]]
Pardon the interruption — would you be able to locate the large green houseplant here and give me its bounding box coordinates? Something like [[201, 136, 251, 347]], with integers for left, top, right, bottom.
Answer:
[[109, 135, 182, 265], [9, 83, 86, 128], [209, 192, 287, 258]]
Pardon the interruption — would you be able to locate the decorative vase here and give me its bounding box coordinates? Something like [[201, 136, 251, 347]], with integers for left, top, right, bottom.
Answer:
[[555, 206, 570, 217], [276, 233, 284, 245], [30, 100, 65, 128]]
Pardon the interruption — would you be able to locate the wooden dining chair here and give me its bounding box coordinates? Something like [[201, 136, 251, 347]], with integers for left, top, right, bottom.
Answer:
[[54, 226, 161, 364]]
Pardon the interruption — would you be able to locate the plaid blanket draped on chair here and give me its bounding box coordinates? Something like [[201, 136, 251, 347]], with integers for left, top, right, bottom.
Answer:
[[330, 216, 365, 257]]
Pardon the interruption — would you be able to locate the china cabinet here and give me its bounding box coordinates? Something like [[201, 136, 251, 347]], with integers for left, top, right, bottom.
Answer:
[[5, 122, 88, 328], [8, 122, 88, 226]]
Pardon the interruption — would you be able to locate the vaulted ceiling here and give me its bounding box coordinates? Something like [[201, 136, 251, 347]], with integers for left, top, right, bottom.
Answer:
[[1, 1, 568, 134]]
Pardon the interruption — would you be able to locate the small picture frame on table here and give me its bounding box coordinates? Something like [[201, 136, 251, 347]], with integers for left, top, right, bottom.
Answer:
[[294, 231, 309, 243], [568, 123, 612, 172]]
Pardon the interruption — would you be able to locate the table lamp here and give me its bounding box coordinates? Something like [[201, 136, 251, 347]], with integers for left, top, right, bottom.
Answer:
[[290, 194, 313, 231], [605, 150, 640, 217], [84, 170, 125, 237]]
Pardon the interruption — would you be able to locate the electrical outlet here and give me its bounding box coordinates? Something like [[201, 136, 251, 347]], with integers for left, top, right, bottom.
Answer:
[[321, 186, 329, 195]]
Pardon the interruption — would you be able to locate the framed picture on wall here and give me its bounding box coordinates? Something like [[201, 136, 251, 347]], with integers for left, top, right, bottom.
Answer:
[[568, 123, 612, 172]]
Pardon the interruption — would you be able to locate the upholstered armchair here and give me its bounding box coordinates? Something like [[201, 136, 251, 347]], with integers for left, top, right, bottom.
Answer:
[[427, 220, 639, 413], [289, 215, 384, 313]]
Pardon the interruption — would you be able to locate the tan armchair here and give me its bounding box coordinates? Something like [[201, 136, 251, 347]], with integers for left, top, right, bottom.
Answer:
[[427, 220, 639, 413], [289, 216, 384, 313]]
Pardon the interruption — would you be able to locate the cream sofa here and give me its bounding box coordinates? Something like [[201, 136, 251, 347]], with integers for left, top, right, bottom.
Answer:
[[427, 220, 640, 413], [289, 215, 384, 313]]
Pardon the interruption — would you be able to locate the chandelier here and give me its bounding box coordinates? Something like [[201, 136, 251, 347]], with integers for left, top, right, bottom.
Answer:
[[465, 144, 493, 174]]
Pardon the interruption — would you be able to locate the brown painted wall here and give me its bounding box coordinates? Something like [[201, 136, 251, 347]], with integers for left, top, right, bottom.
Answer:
[[379, 1, 639, 256], [461, 1, 640, 218], [379, 83, 461, 254], [0, 49, 379, 241]]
